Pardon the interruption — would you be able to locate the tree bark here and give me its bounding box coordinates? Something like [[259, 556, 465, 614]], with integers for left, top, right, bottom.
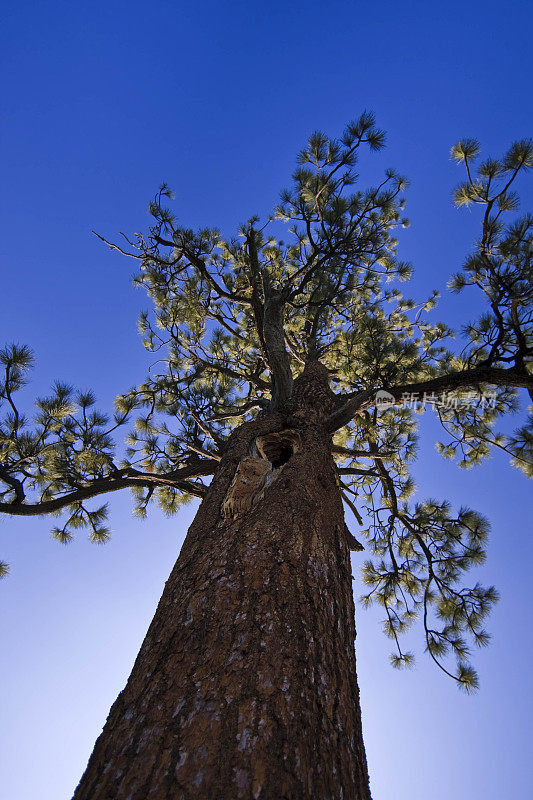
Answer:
[[72, 366, 371, 800]]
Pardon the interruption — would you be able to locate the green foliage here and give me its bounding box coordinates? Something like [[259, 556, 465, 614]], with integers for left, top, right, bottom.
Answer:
[[444, 138, 533, 475], [1, 114, 532, 689], [360, 495, 497, 690], [508, 412, 533, 477]]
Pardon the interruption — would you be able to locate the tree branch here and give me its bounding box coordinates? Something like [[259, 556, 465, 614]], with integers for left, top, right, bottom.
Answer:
[[0, 460, 216, 517], [325, 366, 533, 432], [262, 280, 294, 409]]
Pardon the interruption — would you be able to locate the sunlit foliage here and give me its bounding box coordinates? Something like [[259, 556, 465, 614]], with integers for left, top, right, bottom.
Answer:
[[1, 115, 531, 687]]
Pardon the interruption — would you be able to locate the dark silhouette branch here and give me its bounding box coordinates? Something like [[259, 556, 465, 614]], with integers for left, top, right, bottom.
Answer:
[[0, 460, 216, 517], [325, 366, 533, 432]]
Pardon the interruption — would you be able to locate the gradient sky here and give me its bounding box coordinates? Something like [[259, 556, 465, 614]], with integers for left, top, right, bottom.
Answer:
[[1, 1, 532, 798]]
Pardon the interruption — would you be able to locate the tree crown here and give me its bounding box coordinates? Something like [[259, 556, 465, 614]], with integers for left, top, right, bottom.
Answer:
[[2, 113, 532, 689]]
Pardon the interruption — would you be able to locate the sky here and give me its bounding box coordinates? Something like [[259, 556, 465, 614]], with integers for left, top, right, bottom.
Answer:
[[0, 1, 532, 798]]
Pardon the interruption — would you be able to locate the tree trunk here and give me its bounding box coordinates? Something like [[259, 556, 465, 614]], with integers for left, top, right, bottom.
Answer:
[[72, 366, 371, 800]]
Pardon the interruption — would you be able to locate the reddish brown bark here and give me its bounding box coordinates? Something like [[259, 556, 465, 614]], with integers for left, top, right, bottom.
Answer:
[[72, 365, 371, 800]]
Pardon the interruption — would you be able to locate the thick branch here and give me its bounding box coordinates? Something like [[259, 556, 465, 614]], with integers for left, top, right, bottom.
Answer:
[[332, 445, 394, 460], [0, 466, 25, 504], [325, 366, 533, 432], [0, 461, 216, 517], [262, 284, 294, 409]]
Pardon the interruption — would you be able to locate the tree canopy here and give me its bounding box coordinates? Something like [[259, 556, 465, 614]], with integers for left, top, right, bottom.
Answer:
[[1, 113, 531, 689]]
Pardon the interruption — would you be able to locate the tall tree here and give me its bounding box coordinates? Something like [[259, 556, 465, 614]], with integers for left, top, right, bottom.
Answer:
[[1, 114, 531, 799]]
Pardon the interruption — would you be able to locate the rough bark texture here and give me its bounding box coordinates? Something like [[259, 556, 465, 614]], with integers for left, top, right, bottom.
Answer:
[[72, 365, 371, 800]]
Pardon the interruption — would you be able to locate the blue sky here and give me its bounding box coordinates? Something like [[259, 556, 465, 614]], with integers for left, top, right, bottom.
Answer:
[[1, 1, 532, 798]]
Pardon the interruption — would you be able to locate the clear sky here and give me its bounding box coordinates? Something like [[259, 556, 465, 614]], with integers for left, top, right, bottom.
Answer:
[[1, 1, 532, 798]]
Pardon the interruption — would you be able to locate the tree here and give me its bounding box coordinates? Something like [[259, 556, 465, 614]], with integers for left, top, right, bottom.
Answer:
[[1, 113, 531, 799]]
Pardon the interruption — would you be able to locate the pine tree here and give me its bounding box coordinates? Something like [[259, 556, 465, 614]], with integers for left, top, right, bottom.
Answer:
[[1, 114, 532, 799]]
